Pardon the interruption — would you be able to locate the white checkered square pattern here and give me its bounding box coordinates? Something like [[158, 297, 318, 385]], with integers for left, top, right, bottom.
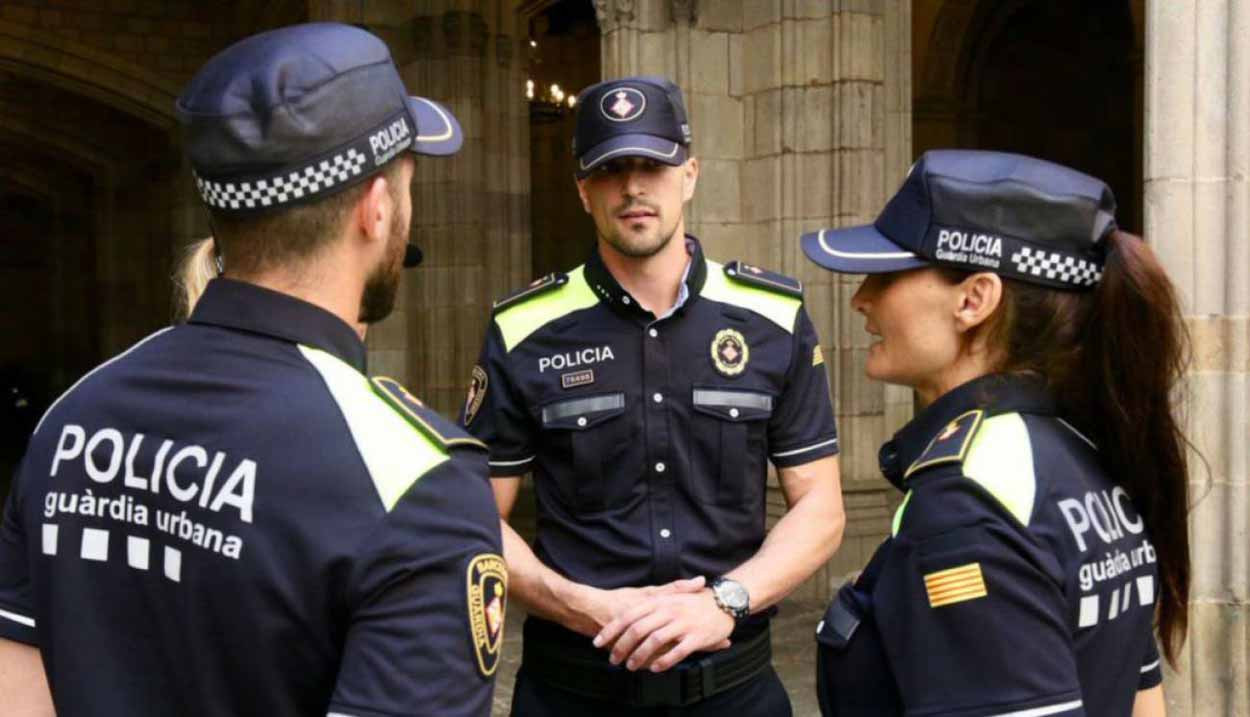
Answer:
[[1010, 246, 1102, 287], [195, 148, 368, 210]]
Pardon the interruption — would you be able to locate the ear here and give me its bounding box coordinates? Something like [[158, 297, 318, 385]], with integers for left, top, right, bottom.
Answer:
[[954, 272, 1002, 333], [574, 175, 592, 214], [681, 156, 699, 203], [354, 173, 395, 248]]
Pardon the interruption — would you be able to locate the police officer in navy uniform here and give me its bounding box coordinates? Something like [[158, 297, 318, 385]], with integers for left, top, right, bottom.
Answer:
[[0, 23, 505, 716], [802, 150, 1191, 716], [462, 75, 845, 715]]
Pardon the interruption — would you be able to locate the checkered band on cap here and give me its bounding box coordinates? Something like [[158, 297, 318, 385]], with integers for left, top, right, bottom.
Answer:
[[1010, 246, 1103, 287], [195, 148, 368, 211]]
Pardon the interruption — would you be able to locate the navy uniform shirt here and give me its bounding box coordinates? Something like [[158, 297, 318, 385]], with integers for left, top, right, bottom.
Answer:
[[816, 374, 1162, 717], [462, 237, 838, 590], [0, 279, 505, 717]]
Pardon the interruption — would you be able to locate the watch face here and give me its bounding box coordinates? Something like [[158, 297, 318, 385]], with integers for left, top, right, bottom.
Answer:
[[717, 580, 749, 612]]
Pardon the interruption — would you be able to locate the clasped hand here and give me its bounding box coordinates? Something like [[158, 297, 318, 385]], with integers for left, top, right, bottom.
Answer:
[[584, 576, 734, 673]]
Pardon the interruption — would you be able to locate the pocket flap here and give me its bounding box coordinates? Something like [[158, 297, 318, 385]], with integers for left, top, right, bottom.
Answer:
[[541, 392, 626, 430], [815, 585, 864, 650], [692, 388, 773, 422]]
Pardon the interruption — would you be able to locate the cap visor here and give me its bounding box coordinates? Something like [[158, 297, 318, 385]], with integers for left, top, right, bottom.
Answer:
[[576, 135, 687, 177], [407, 97, 463, 156], [801, 225, 929, 274]]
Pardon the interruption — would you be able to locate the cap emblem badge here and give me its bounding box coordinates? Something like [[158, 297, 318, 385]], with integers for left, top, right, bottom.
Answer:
[[711, 328, 750, 377], [601, 86, 647, 122]]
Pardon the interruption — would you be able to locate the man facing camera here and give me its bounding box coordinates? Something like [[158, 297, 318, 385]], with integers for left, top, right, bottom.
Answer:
[[463, 75, 845, 715]]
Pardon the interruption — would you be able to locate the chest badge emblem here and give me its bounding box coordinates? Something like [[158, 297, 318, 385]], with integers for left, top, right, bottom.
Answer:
[[711, 328, 750, 377]]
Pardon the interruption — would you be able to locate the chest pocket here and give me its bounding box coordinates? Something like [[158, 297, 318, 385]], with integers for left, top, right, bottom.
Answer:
[[691, 388, 772, 507], [540, 392, 629, 511]]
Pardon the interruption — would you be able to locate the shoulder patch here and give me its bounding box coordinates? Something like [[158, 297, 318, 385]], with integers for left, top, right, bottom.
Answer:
[[371, 376, 487, 452], [904, 409, 984, 479], [491, 272, 568, 315], [466, 552, 507, 677], [724, 260, 803, 299], [493, 265, 601, 352]]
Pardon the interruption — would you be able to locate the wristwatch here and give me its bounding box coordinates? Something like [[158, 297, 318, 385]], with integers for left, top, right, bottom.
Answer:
[[710, 577, 750, 622]]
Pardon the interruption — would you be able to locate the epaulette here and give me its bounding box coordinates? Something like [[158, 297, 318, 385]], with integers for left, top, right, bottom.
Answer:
[[370, 376, 487, 452], [491, 272, 569, 315], [903, 410, 984, 479], [724, 261, 803, 299]]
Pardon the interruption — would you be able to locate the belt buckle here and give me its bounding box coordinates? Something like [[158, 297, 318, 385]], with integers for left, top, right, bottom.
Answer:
[[631, 669, 685, 707]]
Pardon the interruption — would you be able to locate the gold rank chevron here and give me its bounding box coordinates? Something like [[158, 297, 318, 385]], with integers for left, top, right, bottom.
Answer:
[[924, 562, 988, 608]]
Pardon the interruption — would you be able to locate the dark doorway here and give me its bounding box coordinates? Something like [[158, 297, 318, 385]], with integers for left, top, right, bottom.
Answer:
[[528, 0, 600, 279], [915, 0, 1143, 231]]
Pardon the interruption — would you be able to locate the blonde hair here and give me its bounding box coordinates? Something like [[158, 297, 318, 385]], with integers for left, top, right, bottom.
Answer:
[[174, 237, 218, 321]]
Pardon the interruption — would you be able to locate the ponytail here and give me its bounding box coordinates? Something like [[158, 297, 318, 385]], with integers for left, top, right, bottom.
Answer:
[[988, 230, 1192, 665], [174, 237, 218, 321], [1073, 231, 1191, 664]]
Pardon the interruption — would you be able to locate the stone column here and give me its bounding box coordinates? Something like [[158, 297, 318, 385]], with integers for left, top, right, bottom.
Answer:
[[1144, 0, 1249, 713], [312, 1, 531, 415], [596, 0, 913, 600]]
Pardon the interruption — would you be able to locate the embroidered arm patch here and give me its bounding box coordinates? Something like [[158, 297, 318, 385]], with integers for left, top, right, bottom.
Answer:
[[466, 553, 507, 677], [924, 562, 988, 607]]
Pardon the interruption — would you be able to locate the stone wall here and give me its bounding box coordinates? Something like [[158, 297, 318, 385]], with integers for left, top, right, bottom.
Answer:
[[596, 0, 913, 599], [1145, 0, 1250, 713]]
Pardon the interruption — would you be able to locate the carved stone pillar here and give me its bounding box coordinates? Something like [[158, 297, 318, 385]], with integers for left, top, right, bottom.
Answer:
[[1144, 0, 1250, 713], [312, 1, 531, 416]]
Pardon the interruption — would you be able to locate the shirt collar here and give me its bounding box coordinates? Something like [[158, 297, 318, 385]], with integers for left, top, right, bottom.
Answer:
[[188, 278, 368, 373], [584, 234, 709, 321], [878, 373, 1055, 489]]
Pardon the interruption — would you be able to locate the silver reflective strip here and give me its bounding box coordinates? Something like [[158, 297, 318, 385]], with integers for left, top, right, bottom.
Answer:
[[1141, 659, 1161, 674], [987, 700, 1083, 717], [0, 608, 35, 628], [489, 456, 534, 467], [772, 437, 838, 458], [327, 713, 358, 717], [692, 390, 773, 411], [542, 393, 624, 424]]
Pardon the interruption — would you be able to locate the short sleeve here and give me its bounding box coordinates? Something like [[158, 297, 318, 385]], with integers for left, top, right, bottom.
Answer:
[[460, 322, 535, 477], [768, 305, 839, 467], [0, 458, 37, 646], [876, 520, 1086, 717], [328, 451, 505, 717], [1139, 633, 1163, 689]]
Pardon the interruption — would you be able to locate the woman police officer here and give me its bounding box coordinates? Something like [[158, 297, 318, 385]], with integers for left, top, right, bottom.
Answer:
[[801, 150, 1190, 717]]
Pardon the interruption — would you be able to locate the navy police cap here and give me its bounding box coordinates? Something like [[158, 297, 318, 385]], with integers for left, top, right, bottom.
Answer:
[[177, 23, 462, 219], [801, 150, 1117, 290], [572, 76, 692, 178]]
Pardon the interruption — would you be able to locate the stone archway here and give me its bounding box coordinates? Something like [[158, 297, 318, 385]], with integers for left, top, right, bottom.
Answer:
[[914, 0, 1143, 230]]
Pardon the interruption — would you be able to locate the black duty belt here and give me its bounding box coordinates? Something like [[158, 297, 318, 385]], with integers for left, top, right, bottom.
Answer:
[[521, 620, 772, 707]]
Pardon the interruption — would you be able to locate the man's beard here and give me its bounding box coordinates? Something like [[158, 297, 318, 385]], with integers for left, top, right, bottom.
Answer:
[[599, 201, 677, 259], [358, 210, 407, 324]]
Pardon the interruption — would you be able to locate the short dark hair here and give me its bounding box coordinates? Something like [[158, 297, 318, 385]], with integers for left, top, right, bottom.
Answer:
[[210, 160, 407, 277]]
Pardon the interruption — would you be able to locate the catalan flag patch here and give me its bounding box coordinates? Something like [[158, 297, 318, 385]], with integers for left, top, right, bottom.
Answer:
[[924, 562, 988, 608]]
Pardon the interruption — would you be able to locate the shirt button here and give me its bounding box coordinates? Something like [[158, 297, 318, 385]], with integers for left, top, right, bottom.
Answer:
[[622, 296, 632, 305], [659, 528, 672, 539], [577, 416, 587, 427], [655, 462, 666, 473], [648, 328, 658, 338], [652, 392, 663, 404], [729, 408, 740, 418]]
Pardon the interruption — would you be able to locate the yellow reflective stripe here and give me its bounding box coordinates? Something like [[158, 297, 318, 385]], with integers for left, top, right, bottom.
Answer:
[[891, 490, 912, 536], [962, 413, 1037, 526], [700, 260, 801, 334], [495, 265, 599, 352], [299, 346, 448, 511]]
